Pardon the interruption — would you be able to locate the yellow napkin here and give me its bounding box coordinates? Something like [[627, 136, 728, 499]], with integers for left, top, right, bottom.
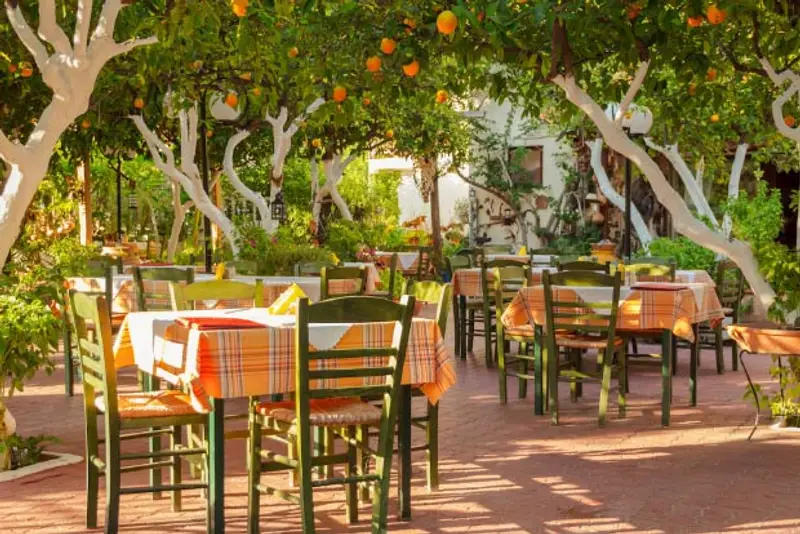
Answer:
[[215, 262, 226, 280], [517, 246, 527, 256], [267, 283, 308, 315], [330, 252, 340, 265]]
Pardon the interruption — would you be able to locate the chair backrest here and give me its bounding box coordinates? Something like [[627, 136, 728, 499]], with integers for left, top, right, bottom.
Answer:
[[133, 266, 195, 311], [481, 259, 526, 304], [715, 260, 744, 319], [68, 291, 119, 414], [294, 261, 334, 277], [626, 256, 676, 282], [558, 260, 610, 274], [75, 259, 115, 321], [483, 244, 512, 254], [320, 266, 368, 300], [446, 255, 471, 275], [170, 279, 265, 310], [542, 270, 622, 351], [493, 265, 531, 315], [402, 280, 452, 336]]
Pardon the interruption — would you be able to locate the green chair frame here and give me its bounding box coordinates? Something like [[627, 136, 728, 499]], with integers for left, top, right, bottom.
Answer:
[[542, 270, 626, 426], [446, 255, 471, 357], [698, 260, 744, 372], [170, 279, 265, 310], [320, 266, 368, 301], [246, 296, 416, 534], [372, 253, 399, 300], [558, 260, 610, 274], [477, 259, 529, 367], [69, 292, 209, 532], [132, 266, 195, 312], [625, 257, 677, 282]]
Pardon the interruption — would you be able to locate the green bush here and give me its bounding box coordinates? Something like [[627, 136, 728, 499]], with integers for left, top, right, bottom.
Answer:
[[236, 222, 334, 275], [640, 237, 716, 272], [324, 220, 367, 261]]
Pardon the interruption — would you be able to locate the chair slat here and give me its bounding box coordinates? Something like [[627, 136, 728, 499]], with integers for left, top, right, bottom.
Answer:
[[308, 367, 395, 380]]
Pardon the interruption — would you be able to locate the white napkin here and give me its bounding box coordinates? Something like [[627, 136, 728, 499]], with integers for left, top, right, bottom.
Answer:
[[396, 253, 419, 270]]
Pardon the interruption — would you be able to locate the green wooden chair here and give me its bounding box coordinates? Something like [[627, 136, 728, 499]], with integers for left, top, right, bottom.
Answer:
[[445, 255, 471, 357], [372, 253, 399, 300], [294, 260, 336, 277], [542, 270, 626, 426], [402, 280, 451, 491], [132, 266, 195, 312], [493, 265, 536, 405], [625, 256, 677, 282], [246, 295, 416, 534], [320, 266, 368, 300], [170, 279, 265, 310], [483, 244, 513, 254], [69, 291, 209, 532], [558, 260, 610, 274], [697, 260, 744, 372], [477, 259, 528, 367]]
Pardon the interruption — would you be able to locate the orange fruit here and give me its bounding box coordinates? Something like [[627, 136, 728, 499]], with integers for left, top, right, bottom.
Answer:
[[362, 97, 372, 106], [785, 115, 796, 127], [288, 47, 299, 58], [477, 11, 485, 22], [81, 119, 91, 129], [380, 38, 397, 55], [252, 87, 262, 97], [385, 129, 394, 139], [627, 4, 642, 20], [710, 114, 720, 123], [706, 68, 717, 82], [225, 93, 239, 108], [706, 4, 726, 25], [206, 130, 214, 138], [436, 10, 458, 35], [192, 60, 203, 70], [21, 67, 33, 78], [311, 138, 322, 148], [7, 64, 17, 73], [332, 86, 347, 103], [435, 89, 448, 104], [232, 0, 248, 17], [688, 83, 696, 96], [402, 59, 420, 77], [133, 97, 145, 109], [239, 72, 252, 81], [365, 56, 382, 72], [687, 15, 704, 27], [404, 18, 416, 30]]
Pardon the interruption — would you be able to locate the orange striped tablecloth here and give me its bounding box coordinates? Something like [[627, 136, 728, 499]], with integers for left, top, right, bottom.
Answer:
[[113, 310, 455, 411], [501, 284, 724, 342], [452, 267, 552, 298]]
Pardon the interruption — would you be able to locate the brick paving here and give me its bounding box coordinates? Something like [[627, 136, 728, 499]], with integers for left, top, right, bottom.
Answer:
[[1, 317, 798, 534]]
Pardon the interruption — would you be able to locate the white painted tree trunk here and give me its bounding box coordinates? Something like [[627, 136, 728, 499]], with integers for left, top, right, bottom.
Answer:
[[167, 183, 192, 262], [760, 58, 800, 250], [722, 143, 749, 239], [312, 154, 356, 225], [223, 130, 270, 229], [132, 106, 239, 255], [0, 0, 156, 271], [644, 139, 719, 229], [587, 139, 652, 246], [553, 66, 776, 317], [263, 99, 325, 233]]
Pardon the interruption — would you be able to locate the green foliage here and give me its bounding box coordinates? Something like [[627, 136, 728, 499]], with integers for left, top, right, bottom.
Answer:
[[549, 226, 602, 256], [640, 237, 716, 272], [0, 434, 60, 470], [339, 163, 402, 225], [324, 220, 368, 262], [236, 222, 333, 275]]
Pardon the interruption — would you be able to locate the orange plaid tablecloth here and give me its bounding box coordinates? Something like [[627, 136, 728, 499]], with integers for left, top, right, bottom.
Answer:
[[113, 310, 456, 411], [627, 269, 715, 286], [452, 267, 552, 298], [501, 284, 724, 342]]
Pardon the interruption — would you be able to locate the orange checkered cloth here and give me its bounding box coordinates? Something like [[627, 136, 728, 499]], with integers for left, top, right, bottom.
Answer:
[[113, 314, 455, 413], [452, 267, 551, 298], [501, 284, 724, 343]]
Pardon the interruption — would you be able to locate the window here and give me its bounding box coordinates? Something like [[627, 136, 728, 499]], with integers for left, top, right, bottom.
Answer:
[[508, 146, 543, 186]]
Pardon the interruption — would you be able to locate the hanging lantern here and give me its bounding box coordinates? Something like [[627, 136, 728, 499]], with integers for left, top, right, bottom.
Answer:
[[271, 191, 286, 222]]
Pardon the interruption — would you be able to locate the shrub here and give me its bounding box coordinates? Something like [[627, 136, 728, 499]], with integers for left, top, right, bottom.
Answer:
[[236, 222, 333, 275], [640, 237, 716, 272]]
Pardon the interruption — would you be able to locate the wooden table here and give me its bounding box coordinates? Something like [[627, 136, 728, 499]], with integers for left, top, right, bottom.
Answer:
[[113, 308, 456, 532], [727, 323, 800, 439], [502, 283, 725, 425]]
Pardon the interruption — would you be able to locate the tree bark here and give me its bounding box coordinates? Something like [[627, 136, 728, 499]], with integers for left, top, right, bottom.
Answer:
[[0, 0, 156, 271], [223, 130, 270, 229], [722, 143, 748, 239], [553, 68, 776, 317], [312, 153, 356, 225], [423, 158, 444, 270]]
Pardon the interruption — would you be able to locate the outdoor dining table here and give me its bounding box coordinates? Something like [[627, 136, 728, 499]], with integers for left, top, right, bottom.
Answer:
[[112, 307, 456, 532], [485, 253, 555, 265], [501, 282, 725, 425], [342, 261, 383, 293], [67, 274, 325, 313], [374, 251, 420, 275]]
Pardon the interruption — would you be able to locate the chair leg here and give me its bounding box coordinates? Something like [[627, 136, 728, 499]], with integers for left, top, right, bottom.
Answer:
[[630, 337, 638, 355], [497, 333, 507, 404], [451, 296, 461, 357], [357, 425, 370, 503], [170, 425, 182, 512], [145, 374, 163, 500], [85, 413, 99, 529], [569, 349, 579, 404], [715, 323, 725, 374], [104, 426, 121, 534], [314, 427, 325, 479], [247, 415, 262, 534], [345, 426, 358, 524], [598, 349, 613, 427], [518, 342, 528, 399], [548, 343, 559, 425], [618, 349, 627, 418], [731, 339, 738, 371], [64, 326, 74, 397], [426, 402, 439, 492], [467, 309, 475, 354], [298, 430, 316, 534], [459, 298, 467, 359], [671, 335, 678, 376], [483, 310, 493, 368], [324, 428, 335, 479]]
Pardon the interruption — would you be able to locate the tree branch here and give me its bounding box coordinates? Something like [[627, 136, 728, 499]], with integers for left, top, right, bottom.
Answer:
[[616, 60, 650, 125], [0, 130, 23, 165], [6, 4, 48, 72], [91, 0, 123, 43], [759, 58, 800, 143], [37, 0, 72, 55], [73, 0, 94, 57], [286, 97, 325, 137], [223, 130, 270, 226]]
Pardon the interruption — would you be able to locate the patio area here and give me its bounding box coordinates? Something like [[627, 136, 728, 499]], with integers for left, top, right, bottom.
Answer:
[[2, 324, 796, 534]]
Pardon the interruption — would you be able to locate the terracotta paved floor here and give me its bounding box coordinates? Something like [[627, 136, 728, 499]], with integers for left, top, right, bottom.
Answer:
[[2, 318, 798, 534]]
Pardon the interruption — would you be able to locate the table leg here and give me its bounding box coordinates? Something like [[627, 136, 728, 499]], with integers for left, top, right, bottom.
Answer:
[[661, 330, 673, 427], [534, 325, 544, 416], [208, 398, 225, 534], [740, 350, 760, 440], [397, 385, 412, 521], [459, 296, 467, 360], [690, 324, 699, 406]]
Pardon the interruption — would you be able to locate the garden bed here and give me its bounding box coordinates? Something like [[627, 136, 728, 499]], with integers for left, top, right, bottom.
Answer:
[[0, 451, 82, 483]]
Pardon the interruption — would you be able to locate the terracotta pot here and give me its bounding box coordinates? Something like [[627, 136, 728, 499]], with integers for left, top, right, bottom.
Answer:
[[727, 323, 800, 355]]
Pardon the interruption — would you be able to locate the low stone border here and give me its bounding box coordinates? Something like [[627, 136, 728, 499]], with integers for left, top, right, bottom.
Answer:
[[0, 452, 82, 483]]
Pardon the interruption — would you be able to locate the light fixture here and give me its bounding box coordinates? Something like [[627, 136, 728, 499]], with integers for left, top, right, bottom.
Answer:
[[604, 102, 653, 135]]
